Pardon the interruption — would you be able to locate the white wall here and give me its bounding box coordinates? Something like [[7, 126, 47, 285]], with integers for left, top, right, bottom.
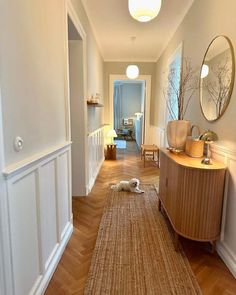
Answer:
[[0, 0, 68, 166], [120, 83, 142, 119], [153, 0, 236, 146], [153, 0, 236, 277], [0, 0, 105, 294]]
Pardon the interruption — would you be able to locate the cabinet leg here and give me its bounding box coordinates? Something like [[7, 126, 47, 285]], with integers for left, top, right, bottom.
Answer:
[[210, 241, 216, 254], [174, 232, 180, 251], [158, 199, 162, 211]]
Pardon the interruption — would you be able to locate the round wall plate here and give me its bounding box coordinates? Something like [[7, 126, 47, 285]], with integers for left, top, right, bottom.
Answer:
[[14, 136, 24, 152]]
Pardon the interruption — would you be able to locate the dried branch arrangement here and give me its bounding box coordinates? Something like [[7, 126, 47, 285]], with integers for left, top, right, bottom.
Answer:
[[163, 58, 199, 120]]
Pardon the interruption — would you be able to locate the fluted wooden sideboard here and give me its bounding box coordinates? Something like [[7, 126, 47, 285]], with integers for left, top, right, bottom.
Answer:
[[159, 148, 226, 251]]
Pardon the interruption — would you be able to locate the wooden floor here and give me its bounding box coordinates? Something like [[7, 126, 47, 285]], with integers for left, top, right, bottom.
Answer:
[[45, 142, 236, 295]]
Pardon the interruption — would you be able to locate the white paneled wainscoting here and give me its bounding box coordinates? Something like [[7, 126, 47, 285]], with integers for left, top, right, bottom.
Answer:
[[211, 144, 236, 278], [147, 125, 166, 147], [2, 142, 73, 295], [87, 126, 105, 193]]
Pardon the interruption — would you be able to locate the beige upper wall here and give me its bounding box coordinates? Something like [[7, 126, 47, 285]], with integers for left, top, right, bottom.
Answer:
[[0, 0, 68, 166], [154, 0, 236, 149], [103, 62, 156, 124], [0, 0, 104, 166]]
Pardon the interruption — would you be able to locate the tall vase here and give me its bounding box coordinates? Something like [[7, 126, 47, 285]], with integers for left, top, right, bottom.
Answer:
[[167, 120, 191, 151]]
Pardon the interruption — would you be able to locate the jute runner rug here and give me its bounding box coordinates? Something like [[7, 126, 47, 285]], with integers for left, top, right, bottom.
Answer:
[[84, 184, 202, 295]]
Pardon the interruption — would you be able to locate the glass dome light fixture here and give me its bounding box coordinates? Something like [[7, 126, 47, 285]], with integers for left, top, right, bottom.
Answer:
[[126, 65, 139, 79], [128, 0, 162, 22]]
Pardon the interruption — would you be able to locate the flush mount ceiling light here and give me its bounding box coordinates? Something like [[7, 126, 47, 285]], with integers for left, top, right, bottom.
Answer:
[[201, 64, 209, 78], [128, 0, 162, 22], [126, 65, 139, 79]]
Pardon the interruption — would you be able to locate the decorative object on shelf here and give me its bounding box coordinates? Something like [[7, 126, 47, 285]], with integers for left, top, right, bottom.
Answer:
[[87, 93, 101, 104], [166, 120, 191, 151], [128, 0, 162, 22], [200, 36, 235, 122], [87, 102, 104, 107], [126, 36, 139, 79], [134, 112, 143, 120], [167, 147, 183, 155], [107, 129, 118, 144], [164, 58, 199, 151], [185, 125, 204, 158], [200, 130, 218, 165]]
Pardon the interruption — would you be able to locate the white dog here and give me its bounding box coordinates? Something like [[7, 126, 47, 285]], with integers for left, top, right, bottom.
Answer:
[[111, 178, 144, 194]]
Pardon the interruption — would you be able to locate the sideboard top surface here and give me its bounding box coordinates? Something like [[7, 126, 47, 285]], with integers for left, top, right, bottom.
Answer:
[[160, 148, 226, 170]]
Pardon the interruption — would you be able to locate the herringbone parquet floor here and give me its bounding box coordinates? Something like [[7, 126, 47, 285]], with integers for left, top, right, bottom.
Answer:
[[45, 142, 236, 295]]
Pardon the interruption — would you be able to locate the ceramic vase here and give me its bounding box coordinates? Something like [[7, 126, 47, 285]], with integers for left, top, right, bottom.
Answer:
[[166, 120, 191, 151]]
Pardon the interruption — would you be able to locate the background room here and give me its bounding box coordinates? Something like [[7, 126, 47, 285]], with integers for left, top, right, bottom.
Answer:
[[113, 80, 145, 149]]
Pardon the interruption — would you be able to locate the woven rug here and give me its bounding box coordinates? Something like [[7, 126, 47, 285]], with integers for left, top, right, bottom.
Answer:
[[84, 184, 202, 295]]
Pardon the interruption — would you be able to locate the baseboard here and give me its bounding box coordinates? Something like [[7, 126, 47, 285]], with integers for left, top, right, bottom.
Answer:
[[87, 157, 105, 194], [34, 222, 73, 295], [217, 240, 236, 278]]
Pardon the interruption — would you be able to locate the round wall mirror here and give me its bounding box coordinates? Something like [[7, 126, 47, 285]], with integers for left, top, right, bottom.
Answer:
[[200, 36, 235, 121]]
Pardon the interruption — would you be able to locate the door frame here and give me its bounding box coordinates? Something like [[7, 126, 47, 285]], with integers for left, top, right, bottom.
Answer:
[[109, 75, 152, 144], [65, 0, 87, 142], [65, 1, 89, 195]]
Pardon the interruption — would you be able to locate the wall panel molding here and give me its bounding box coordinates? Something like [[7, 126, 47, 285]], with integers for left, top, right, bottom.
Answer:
[[147, 125, 165, 148], [211, 144, 236, 278], [87, 127, 105, 193], [3, 142, 72, 179], [2, 144, 73, 294]]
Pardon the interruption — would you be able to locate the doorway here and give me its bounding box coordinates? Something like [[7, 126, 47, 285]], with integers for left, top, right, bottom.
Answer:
[[113, 80, 146, 150], [67, 11, 88, 196], [109, 75, 151, 147]]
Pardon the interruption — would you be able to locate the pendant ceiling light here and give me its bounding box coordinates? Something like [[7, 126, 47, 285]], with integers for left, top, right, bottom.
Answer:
[[128, 0, 162, 22], [126, 36, 139, 79], [126, 65, 139, 79]]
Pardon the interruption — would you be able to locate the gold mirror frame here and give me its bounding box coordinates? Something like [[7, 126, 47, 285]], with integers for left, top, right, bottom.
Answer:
[[199, 35, 235, 122]]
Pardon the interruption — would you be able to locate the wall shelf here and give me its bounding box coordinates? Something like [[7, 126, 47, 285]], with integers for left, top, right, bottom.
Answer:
[[87, 102, 104, 107]]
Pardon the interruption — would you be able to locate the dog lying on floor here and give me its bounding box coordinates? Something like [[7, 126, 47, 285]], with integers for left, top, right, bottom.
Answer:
[[111, 178, 144, 194]]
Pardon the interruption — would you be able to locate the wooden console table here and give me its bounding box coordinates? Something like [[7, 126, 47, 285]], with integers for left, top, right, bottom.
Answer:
[[159, 148, 226, 251]]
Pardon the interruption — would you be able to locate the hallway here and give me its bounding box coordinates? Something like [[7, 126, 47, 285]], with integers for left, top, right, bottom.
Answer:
[[45, 143, 236, 295]]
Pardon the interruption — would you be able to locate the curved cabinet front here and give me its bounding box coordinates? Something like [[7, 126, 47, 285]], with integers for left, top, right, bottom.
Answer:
[[159, 149, 226, 242]]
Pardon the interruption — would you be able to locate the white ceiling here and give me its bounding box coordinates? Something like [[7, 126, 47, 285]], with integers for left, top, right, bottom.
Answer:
[[82, 0, 194, 62]]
